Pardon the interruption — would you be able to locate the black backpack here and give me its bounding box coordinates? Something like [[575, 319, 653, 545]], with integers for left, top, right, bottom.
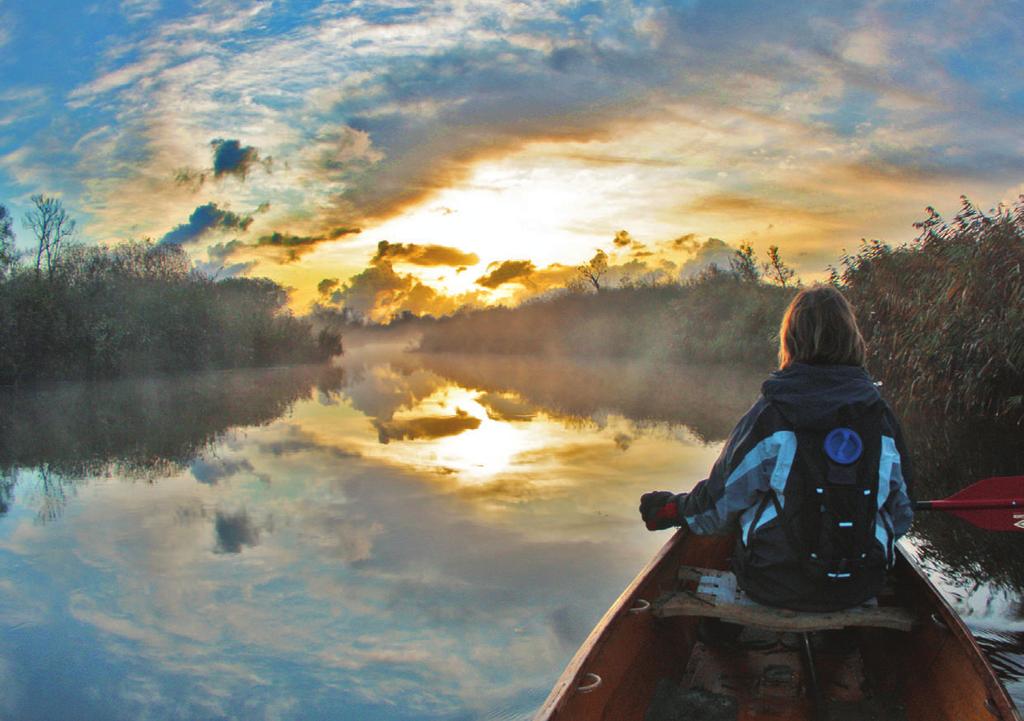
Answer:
[[785, 401, 887, 584]]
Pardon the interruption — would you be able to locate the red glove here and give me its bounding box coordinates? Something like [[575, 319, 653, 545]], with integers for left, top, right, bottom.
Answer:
[[639, 491, 685, 531]]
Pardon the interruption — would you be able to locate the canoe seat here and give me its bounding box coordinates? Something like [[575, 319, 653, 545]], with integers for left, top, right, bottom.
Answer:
[[652, 566, 915, 632]]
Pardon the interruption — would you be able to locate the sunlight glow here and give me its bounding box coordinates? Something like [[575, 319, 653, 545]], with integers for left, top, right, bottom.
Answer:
[[371, 386, 530, 483]]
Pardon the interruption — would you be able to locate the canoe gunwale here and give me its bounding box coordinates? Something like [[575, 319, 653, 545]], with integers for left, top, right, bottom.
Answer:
[[533, 527, 691, 720], [895, 542, 1022, 721]]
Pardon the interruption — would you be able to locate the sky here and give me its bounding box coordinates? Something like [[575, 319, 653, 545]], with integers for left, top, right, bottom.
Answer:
[[1, 0, 1023, 317]]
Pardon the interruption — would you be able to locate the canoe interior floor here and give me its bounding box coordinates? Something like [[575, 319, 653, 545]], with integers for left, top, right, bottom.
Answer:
[[644, 626, 909, 721]]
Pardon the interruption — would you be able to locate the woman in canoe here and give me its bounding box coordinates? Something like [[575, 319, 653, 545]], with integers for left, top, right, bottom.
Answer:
[[639, 284, 914, 611]]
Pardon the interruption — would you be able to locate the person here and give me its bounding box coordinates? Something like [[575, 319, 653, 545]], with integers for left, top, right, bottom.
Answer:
[[639, 284, 914, 612]]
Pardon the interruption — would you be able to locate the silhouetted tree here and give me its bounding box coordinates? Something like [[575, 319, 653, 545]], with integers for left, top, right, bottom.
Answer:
[[24, 195, 76, 278], [762, 245, 796, 287], [577, 249, 608, 292], [730, 242, 760, 283]]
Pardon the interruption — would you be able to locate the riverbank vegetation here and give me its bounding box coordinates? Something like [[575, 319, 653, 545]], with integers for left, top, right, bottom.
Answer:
[[0, 198, 342, 384], [412, 196, 1024, 423], [417, 270, 795, 365], [837, 197, 1024, 423]]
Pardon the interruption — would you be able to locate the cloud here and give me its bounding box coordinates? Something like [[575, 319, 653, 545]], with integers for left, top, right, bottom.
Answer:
[[210, 138, 267, 180], [246, 227, 360, 263], [327, 260, 484, 323], [372, 409, 481, 444], [325, 253, 576, 322], [476, 260, 536, 289], [206, 239, 247, 264], [613, 230, 632, 247], [687, 192, 845, 224], [372, 241, 478, 267], [213, 509, 261, 553], [120, 0, 162, 22], [476, 393, 536, 422], [33, 0, 1022, 298], [317, 278, 339, 296], [669, 233, 698, 250], [603, 258, 672, 288], [256, 231, 317, 253], [68, 52, 171, 106], [677, 237, 737, 279], [194, 239, 258, 278], [192, 259, 258, 279], [159, 203, 253, 246]]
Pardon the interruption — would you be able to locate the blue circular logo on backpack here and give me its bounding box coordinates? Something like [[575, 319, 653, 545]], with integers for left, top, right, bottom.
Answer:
[[824, 427, 863, 465]]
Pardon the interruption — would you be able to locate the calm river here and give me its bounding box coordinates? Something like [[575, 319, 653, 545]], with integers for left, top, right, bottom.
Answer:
[[0, 347, 1020, 720]]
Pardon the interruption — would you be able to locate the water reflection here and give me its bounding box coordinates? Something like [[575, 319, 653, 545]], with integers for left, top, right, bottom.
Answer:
[[0, 350, 1020, 719], [899, 410, 1024, 703]]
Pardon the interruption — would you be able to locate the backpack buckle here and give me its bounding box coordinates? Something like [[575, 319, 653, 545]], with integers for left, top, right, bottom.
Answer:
[[825, 558, 854, 581]]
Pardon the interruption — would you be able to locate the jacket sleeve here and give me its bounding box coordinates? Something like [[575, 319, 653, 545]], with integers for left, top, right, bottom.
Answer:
[[881, 405, 914, 538], [679, 399, 795, 535]]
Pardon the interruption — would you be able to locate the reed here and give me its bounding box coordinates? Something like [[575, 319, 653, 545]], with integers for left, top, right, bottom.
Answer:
[[836, 196, 1024, 423]]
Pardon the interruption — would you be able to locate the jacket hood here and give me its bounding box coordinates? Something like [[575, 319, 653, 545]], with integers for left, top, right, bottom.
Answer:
[[761, 363, 881, 430]]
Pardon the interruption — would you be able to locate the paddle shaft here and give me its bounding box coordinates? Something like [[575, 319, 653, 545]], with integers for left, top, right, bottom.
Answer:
[[915, 499, 1022, 511]]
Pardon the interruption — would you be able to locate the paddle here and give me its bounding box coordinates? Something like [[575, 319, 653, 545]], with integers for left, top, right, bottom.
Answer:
[[913, 475, 1024, 532]]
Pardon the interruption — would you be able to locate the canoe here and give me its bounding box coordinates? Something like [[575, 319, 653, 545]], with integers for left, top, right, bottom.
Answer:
[[535, 528, 1021, 721]]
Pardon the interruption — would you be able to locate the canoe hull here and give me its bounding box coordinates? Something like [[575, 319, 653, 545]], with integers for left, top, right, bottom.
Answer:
[[535, 528, 1020, 721]]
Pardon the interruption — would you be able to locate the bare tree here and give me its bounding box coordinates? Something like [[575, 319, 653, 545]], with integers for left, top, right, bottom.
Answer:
[[0, 204, 16, 279], [762, 245, 796, 287], [577, 249, 608, 292], [24, 195, 76, 278]]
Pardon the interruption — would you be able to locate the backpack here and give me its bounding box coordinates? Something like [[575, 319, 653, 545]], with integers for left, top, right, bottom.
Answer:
[[784, 401, 887, 584]]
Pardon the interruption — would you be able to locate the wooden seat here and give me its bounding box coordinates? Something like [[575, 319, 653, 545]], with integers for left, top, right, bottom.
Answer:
[[652, 566, 916, 632]]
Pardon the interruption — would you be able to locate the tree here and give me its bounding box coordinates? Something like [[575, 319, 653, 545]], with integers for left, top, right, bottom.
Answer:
[[24, 195, 76, 278], [730, 242, 760, 283], [0, 204, 16, 279], [577, 249, 609, 292], [762, 245, 796, 287]]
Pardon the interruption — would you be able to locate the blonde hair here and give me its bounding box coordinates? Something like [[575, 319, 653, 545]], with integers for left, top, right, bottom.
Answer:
[[778, 285, 866, 369]]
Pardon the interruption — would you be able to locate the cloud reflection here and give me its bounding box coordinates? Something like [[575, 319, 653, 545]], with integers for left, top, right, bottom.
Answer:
[[373, 408, 481, 444], [214, 509, 262, 553]]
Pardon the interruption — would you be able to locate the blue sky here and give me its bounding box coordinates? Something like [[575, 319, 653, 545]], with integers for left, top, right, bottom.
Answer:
[[1, 0, 1023, 313]]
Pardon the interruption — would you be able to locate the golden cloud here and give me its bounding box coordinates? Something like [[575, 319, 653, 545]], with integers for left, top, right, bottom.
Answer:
[[372, 240, 479, 267]]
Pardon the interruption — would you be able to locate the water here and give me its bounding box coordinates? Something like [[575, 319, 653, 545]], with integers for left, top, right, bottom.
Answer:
[[0, 347, 1020, 720]]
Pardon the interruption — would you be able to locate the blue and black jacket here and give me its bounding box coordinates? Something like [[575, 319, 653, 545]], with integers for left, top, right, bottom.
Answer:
[[679, 363, 914, 611]]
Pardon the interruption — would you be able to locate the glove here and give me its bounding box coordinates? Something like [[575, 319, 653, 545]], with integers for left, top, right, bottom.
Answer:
[[639, 491, 685, 531]]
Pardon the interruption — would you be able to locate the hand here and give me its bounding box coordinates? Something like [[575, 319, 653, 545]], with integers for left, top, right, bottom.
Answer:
[[639, 491, 684, 531]]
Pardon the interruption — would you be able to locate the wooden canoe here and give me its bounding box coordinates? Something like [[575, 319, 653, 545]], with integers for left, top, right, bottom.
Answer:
[[535, 528, 1021, 721]]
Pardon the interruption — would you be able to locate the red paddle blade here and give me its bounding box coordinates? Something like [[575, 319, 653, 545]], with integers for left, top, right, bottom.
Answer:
[[921, 475, 1024, 532], [945, 475, 1024, 502], [947, 506, 1024, 532]]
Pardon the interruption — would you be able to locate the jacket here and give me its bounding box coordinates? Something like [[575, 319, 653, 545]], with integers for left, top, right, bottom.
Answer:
[[678, 363, 915, 611]]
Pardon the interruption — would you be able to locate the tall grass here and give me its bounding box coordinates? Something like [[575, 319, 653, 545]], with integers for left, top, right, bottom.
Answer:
[[836, 196, 1024, 423]]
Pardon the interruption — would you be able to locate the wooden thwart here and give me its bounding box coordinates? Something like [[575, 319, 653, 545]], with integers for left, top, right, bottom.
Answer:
[[652, 566, 916, 632]]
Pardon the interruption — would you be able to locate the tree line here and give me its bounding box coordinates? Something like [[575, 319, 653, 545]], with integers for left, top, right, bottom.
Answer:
[[415, 244, 799, 365], [0, 196, 342, 385]]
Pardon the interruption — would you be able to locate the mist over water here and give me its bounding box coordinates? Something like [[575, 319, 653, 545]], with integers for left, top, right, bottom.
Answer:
[[0, 348, 1020, 719]]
